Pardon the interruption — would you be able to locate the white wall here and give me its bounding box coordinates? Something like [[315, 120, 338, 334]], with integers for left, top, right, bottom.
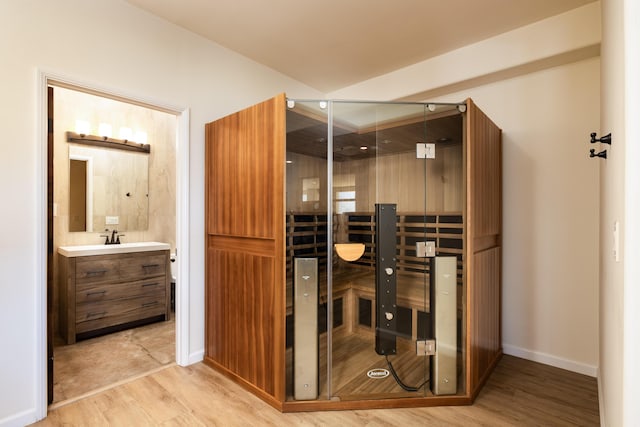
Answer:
[[599, 0, 625, 424], [446, 59, 600, 374], [331, 3, 601, 376], [600, 0, 640, 424], [0, 0, 610, 424], [0, 1, 321, 425]]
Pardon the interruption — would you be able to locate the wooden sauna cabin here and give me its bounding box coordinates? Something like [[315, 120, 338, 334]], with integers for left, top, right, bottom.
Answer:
[[204, 94, 502, 411]]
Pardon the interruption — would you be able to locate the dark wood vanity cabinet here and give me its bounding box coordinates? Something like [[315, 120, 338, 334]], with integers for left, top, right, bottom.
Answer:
[[59, 250, 171, 344]]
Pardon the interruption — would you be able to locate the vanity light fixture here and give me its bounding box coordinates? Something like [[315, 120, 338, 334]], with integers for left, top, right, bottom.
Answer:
[[75, 119, 90, 135], [98, 123, 112, 138], [119, 127, 133, 140], [135, 131, 148, 145], [66, 131, 151, 153]]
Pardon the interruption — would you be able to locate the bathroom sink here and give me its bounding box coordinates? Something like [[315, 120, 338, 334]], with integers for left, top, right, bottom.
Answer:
[[58, 242, 170, 257]]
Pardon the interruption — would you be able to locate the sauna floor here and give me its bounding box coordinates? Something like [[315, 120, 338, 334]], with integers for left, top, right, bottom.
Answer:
[[288, 333, 448, 401], [52, 318, 175, 405]]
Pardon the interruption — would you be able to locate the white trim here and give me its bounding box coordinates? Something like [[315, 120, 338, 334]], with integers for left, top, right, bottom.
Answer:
[[175, 108, 191, 367], [35, 69, 191, 421], [598, 371, 606, 427], [0, 408, 39, 427], [36, 68, 49, 423], [503, 343, 598, 377], [188, 349, 205, 365]]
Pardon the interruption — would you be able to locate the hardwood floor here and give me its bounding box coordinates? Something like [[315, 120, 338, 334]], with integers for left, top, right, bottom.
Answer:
[[34, 354, 599, 426]]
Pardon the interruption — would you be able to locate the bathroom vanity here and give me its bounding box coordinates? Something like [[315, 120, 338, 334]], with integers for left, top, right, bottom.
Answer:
[[58, 242, 171, 344]]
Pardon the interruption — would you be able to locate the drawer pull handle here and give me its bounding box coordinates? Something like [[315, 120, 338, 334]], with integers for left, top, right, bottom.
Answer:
[[142, 282, 159, 288], [86, 270, 107, 276], [142, 264, 159, 269], [87, 311, 106, 318], [86, 290, 107, 297], [142, 301, 158, 308]]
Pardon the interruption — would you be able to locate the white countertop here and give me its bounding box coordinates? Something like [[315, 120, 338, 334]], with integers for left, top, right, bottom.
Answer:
[[57, 242, 170, 257]]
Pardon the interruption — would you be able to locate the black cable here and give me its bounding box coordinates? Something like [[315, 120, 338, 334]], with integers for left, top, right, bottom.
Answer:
[[385, 354, 430, 392]]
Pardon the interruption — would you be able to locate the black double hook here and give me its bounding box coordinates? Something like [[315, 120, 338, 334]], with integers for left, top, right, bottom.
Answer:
[[590, 132, 612, 145], [589, 132, 612, 160]]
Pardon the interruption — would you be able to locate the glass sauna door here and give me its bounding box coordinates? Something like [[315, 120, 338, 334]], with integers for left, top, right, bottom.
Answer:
[[285, 99, 465, 403]]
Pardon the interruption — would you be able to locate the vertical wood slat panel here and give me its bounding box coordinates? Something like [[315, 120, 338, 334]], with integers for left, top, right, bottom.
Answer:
[[469, 101, 502, 239], [471, 247, 501, 388], [206, 95, 285, 239], [466, 99, 502, 396], [206, 245, 276, 394], [205, 94, 286, 403]]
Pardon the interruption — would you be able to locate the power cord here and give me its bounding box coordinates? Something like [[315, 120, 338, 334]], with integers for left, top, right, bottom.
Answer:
[[385, 354, 430, 392]]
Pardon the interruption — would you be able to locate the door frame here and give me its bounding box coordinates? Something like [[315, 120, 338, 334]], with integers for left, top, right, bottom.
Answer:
[[36, 69, 191, 419]]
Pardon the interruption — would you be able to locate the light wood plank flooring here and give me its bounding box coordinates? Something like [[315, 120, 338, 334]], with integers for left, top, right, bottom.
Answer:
[[34, 354, 599, 426]]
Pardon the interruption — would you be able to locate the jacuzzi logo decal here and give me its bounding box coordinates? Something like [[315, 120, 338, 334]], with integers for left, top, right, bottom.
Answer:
[[367, 368, 390, 379]]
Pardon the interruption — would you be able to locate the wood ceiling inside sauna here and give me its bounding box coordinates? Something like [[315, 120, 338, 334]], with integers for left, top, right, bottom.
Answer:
[[286, 108, 463, 161]]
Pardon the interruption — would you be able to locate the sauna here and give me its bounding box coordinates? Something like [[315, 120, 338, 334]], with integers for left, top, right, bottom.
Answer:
[[204, 94, 502, 411]]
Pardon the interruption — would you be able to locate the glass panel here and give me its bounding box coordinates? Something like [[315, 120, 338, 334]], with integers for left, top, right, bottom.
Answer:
[[285, 99, 466, 403], [285, 100, 329, 401]]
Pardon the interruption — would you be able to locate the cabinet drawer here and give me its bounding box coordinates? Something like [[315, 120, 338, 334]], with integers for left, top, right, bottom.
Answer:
[[75, 258, 119, 284], [120, 253, 167, 280], [76, 278, 166, 304], [76, 294, 166, 332]]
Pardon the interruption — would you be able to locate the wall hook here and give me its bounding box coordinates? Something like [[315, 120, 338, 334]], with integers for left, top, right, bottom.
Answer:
[[590, 132, 612, 145], [590, 148, 607, 159]]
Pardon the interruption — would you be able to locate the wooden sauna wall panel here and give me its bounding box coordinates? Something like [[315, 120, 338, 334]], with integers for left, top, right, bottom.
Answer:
[[465, 98, 502, 397], [470, 247, 501, 391], [468, 100, 502, 245], [332, 147, 464, 213], [207, 95, 285, 239], [205, 94, 286, 403]]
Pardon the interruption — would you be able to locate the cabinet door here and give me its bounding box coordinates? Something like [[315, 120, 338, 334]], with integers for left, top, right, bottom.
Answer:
[[205, 94, 286, 403]]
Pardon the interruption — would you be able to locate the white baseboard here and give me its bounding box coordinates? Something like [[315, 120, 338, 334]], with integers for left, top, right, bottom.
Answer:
[[503, 343, 598, 377], [187, 349, 205, 366], [0, 408, 39, 427]]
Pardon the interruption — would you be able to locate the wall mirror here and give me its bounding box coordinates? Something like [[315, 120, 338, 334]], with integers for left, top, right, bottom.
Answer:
[[68, 144, 149, 232]]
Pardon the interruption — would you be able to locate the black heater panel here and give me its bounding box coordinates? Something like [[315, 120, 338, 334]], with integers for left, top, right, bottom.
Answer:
[[375, 203, 397, 355]]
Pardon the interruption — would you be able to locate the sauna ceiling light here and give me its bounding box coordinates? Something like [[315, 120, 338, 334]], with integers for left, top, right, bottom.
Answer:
[[427, 104, 436, 112], [319, 101, 328, 109], [287, 99, 295, 109], [335, 243, 365, 262], [360, 146, 368, 150]]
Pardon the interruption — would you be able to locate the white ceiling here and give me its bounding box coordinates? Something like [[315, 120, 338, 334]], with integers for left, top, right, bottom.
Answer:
[[125, 0, 596, 93]]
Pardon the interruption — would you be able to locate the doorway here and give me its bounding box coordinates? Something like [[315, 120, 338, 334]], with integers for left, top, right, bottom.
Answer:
[[39, 73, 190, 412]]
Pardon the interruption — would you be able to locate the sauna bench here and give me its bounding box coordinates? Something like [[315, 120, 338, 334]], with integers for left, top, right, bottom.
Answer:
[[58, 248, 171, 344]]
